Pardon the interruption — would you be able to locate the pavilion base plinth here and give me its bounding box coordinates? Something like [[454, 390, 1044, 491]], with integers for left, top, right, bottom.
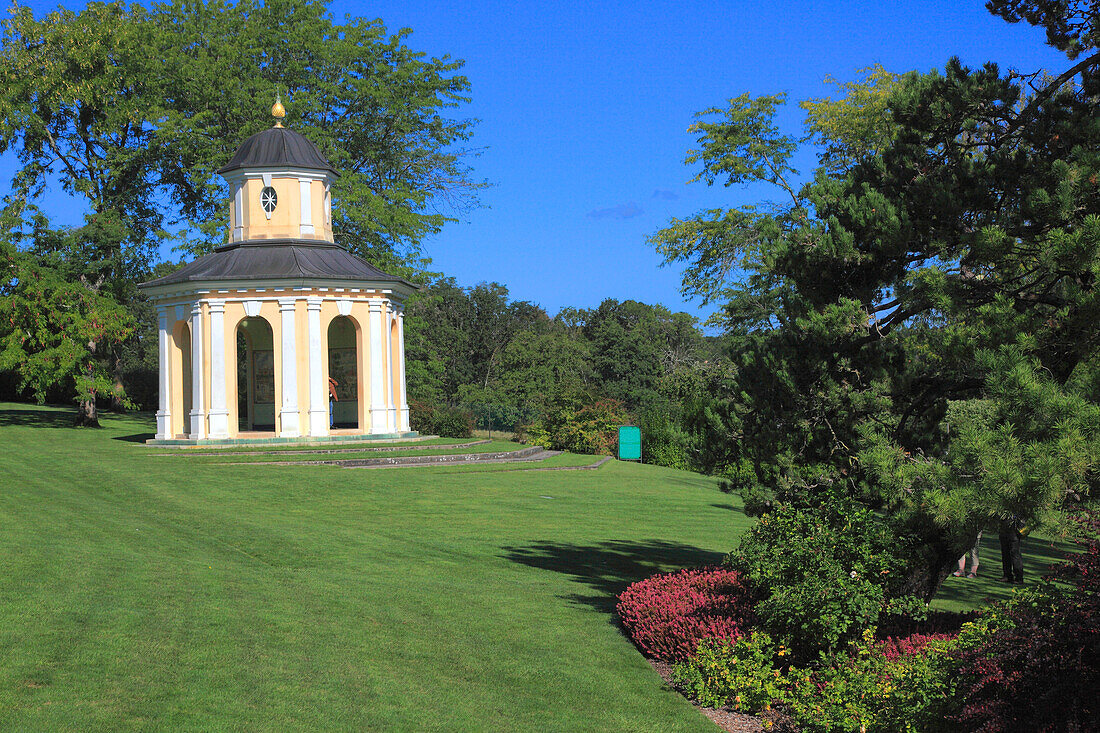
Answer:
[[144, 430, 421, 449], [308, 408, 329, 437], [155, 410, 172, 441]]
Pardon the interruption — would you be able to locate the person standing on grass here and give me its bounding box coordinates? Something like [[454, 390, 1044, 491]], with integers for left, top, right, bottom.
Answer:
[[954, 531, 982, 578], [999, 516, 1025, 584]]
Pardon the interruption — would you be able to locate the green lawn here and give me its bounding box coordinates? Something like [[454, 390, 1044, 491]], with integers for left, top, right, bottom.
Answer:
[[0, 403, 1080, 731], [0, 403, 742, 732], [930, 527, 1077, 613]]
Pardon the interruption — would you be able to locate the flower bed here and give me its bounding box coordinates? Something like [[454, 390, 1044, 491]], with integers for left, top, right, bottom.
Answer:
[[875, 632, 957, 662], [616, 566, 754, 662]]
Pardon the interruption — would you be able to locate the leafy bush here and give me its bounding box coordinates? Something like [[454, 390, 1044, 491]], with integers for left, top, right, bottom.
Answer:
[[409, 399, 473, 438], [950, 512, 1100, 732], [673, 626, 962, 732], [778, 629, 960, 733], [671, 631, 789, 712], [616, 566, 754, 662], [727, 494, 912, 660], [639, 404, 696, 470], [525, 390, 629, 455]]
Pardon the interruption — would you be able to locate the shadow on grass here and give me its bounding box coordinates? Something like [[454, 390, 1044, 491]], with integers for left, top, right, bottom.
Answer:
[[501, 539, 724, 615], [0, 406, 155, 433], [0, 408, 76, 428], [114, 432, 155, 443], [933, 530, 1079, 612]]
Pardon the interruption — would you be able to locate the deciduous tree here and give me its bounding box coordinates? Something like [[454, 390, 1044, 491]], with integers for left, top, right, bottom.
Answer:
[[0, 0, 485, 419]]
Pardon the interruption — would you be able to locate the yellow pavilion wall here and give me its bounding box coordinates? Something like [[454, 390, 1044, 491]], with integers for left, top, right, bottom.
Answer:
[[156, 287, 399, 439]]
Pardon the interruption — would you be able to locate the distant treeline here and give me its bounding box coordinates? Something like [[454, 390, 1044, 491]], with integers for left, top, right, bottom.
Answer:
[[401, 278, 728, 465]]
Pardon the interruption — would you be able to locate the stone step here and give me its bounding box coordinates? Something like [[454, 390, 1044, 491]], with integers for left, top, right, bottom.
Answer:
[[152, 439, 490, 457], [146, 433, 438, 449], [228, 445, 549, 468]]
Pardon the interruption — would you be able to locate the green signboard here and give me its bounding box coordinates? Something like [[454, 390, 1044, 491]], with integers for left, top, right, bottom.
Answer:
[[618, 425, 641, 461]]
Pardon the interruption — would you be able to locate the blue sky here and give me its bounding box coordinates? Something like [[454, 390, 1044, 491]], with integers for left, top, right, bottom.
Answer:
[[3, 1, 1071, 322]]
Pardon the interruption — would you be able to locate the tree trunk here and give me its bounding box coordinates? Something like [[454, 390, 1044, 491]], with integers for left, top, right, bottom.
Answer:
[[900, 550, 957, 601], [74, 396, 100, 427], [899, 528, 982, 601], [75, 348, 101, 427]]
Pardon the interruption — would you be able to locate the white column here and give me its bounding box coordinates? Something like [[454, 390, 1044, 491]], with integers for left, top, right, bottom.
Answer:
[[368, 300, 388, 433], [232, 183, 244, 241], [299, 179, 314, 236], [306, 297, 327, 436], [155, 306, 172, 440], [278, 298, 301, 437], [189, 302, 206, 439], [395, 304, 410, 432], [207, 300, 229, 438]]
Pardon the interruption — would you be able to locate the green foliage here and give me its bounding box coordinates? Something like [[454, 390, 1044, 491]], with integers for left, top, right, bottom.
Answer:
[[671, 631, 789, 712], [673, 627, 962, 732], [949, 514, 1100, 731], [432, 406, 474, 439], [728, 495, 913, 658], [638, 403, 695, 471], [524, 390, 629, 455], [0, 0, 485, 269], [489, 329, 593, 409], [651, 17, 1100, 601], [0, 249, 133, 411], [0, 2, 167, 253], [580, 299, 706, 408], [777, 630, 960, 733], [685, 93, 798, 193], [0, 0, 486, 414], [986, 0, 1100, 58], [404, 279, 551, 408], [404, 286, 718, 461], [408, 399, 473, 438], [800, 65, 903, 175]]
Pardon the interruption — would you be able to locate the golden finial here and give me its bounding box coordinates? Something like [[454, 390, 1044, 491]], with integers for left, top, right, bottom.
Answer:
[[272, 91, 286, 128]]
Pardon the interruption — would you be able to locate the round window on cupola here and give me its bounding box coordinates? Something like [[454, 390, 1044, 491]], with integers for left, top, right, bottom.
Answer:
[[260, 186, 278, 218]]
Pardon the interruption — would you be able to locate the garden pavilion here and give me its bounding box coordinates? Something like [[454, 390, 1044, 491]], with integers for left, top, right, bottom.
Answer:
[[140, 100, 416, 444]]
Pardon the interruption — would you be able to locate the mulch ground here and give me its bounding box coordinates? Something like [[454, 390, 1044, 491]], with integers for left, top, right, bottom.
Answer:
[[648, 660, 763, 733]]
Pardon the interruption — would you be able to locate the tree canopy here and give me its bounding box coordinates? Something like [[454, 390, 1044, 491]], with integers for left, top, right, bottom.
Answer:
[[651, 6, 1100, 596], [0, 0, 485, 420]]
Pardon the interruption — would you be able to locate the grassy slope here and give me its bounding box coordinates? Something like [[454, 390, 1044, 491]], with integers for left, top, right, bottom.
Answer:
[[0, 403, 1079, 731], [0, 404, 744, 732]]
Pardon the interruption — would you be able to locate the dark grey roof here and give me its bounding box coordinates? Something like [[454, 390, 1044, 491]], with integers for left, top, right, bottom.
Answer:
[[216, 127, 338, 176], [139, 240, 414, 289]]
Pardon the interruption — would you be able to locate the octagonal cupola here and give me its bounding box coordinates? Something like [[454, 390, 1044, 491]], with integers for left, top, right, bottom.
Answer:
[[216, 96, 338, 242]]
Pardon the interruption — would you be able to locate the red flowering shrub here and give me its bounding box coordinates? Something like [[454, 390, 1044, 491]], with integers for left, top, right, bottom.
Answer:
[[952, 512, 1100, 732], [616, 566, 754, 662], [875, 632, 956, 662]]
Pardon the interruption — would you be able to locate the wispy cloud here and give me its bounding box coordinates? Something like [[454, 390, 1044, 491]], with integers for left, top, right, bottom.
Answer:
[[652, 188, 679, 201], [587, 202, 643, 220]]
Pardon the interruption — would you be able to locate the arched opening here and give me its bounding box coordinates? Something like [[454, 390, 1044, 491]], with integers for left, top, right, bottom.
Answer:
[[390, 317, 400, 418], [237, 317, 275, 432], [327, 315, 359, 430]]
